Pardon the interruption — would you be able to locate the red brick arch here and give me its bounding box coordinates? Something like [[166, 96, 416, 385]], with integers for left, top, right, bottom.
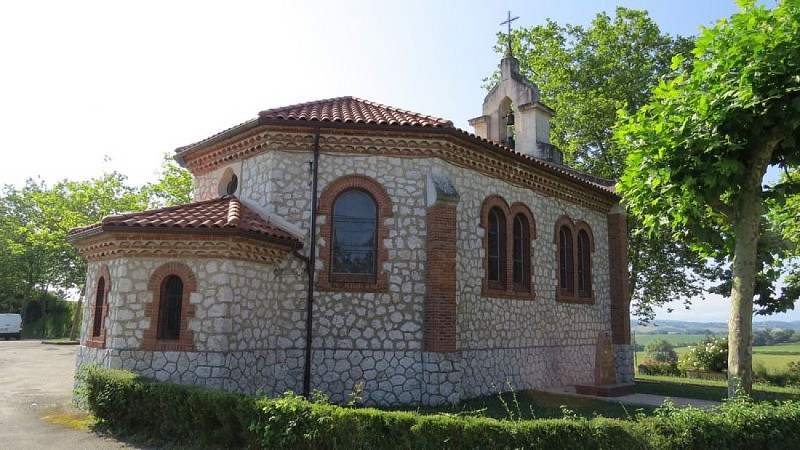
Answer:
[[142, 262, 197, 351], [317, 174, 393, 292], [85, 264, 111, 349]]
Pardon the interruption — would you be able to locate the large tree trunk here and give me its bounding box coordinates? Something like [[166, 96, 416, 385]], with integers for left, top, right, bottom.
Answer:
[[727, 133, 781, 397], [728, 193, 759, 397]]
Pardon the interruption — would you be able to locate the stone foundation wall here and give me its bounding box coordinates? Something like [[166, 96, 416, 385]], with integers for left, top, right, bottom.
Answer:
[[614, 344, 635, 383]]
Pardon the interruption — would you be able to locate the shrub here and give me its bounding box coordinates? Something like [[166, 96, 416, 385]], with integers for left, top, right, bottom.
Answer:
[[638, 359, 681, 376], [678, 336, 728, 373], [83, 368, 800, 450], [645, 339, 678, 363]]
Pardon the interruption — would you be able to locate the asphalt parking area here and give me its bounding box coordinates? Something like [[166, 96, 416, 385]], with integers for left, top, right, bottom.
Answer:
[[0, 340, 137, 449]]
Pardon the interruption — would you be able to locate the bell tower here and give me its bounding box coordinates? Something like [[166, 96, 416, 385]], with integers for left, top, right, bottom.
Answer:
[[469, 12, 562, 164]]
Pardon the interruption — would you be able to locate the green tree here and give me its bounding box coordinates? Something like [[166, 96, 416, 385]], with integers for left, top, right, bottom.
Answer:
[[142, 153, 194, 207], [645, 339, 679, 363], [0, 173, 149, 333], [493, 8, 707, 321], [617, 0, 800, 394]]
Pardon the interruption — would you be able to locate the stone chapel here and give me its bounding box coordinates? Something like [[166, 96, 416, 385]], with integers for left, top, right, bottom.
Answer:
[[69, 53, 634, 406]]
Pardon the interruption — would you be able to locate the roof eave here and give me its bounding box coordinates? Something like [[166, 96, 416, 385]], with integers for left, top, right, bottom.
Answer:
[[177, 118, 618, 200]]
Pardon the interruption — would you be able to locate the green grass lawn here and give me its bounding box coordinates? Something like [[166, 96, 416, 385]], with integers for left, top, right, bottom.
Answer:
[[636, 375, 800, 402]]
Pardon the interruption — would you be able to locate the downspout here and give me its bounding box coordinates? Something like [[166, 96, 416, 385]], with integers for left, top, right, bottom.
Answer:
[[298, 127, 320, 399]]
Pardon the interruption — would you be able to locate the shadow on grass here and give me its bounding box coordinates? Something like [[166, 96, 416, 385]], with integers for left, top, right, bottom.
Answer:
[[635, 376, 800, 402], [389, 389, 655, 420]]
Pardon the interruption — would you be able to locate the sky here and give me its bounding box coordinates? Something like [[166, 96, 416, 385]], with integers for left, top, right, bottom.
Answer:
[[1, 0, 795, 323]]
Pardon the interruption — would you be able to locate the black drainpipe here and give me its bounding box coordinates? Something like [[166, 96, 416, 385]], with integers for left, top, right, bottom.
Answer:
[[298, 127, 321, 399]]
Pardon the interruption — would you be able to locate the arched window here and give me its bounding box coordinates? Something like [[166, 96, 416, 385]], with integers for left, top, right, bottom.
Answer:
[[513, 214, 531, 291], [558, 225, 574, 295], [331, 190, 377, 276], [317, 175, 392, 291], [144, 262, 196, 351], [92, 277, 105, 337], [86, 265, 111, 349], [487, 207, 507, 285], [555, 217, 594, 303], [158, 275, 183, 340], [482, 196, 536, 298], [577, 229, 592, 296]]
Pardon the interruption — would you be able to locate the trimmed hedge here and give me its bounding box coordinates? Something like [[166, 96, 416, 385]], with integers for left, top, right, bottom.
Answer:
[[82, 368, 800, 449]]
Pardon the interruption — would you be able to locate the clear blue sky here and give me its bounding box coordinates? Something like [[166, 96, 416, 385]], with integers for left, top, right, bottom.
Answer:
[[2, 1, 794, 322]]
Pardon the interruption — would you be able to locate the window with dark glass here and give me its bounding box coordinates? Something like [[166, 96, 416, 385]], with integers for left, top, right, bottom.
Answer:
[[92, 277, 105, 337], [577, 229, 592, 295], [512, 214, 530, 290], [331, 190, 377, 275], [487, 207, 507, 284], [158, 275, 183, 340], [558, 226, 574, 293]]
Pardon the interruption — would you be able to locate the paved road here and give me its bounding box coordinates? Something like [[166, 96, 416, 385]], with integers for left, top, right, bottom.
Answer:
[[0, 340, 138, 449]]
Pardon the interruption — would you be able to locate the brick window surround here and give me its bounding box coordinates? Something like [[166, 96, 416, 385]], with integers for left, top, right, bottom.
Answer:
[[317, 175, 392, 292], [480, 195, 537, 299], [554, 215, 595, 304], [143, 262, 197, 351], [85, 265, 111, 349]]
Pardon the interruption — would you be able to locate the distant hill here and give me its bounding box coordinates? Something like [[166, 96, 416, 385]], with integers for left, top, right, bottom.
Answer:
[[631, 319, 800, 335]]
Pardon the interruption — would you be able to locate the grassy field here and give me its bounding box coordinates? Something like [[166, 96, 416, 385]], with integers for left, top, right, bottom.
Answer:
[[635, 348, 799, 372], [633, 333, 711, 348], [752, 343, 800, 354]]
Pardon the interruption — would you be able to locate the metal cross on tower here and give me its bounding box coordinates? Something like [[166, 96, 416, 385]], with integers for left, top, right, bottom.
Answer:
[[500, 10, 519, 57]]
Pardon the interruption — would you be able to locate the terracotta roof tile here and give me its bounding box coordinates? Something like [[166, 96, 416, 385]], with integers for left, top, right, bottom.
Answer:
[[258, 96, 454, 128], [68, 196, 299, 247], [174, 96, 616, 195]]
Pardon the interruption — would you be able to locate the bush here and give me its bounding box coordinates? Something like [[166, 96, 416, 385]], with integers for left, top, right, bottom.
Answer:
[[83, 368, 800, 450], [639, 359, 681, 376], [678, 337, 728, 373]]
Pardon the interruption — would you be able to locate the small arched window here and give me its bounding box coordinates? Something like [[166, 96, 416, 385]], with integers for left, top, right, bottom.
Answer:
[[512, 214, 531, 291], [487, 206, 507, 286], [558, 226, 574, 295], [331, 190, 377, 276], [158, 275, 183, 340], [577, 230, 592, 296], [92, 277, 105, 337]]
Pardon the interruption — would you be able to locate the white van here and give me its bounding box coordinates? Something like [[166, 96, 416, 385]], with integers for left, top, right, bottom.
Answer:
[[0, 314, 22, 340]]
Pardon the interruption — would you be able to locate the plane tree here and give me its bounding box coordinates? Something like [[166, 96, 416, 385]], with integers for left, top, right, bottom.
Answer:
[[617, 0, 800, 395]]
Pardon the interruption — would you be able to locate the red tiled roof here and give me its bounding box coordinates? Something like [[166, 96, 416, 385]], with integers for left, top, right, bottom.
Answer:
[[174, 96, 616, 194], [67, 196, 300, 247], [258, 96, 454, 128]]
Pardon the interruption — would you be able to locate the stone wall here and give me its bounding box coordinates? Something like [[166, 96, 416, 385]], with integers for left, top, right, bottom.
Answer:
[[77, 132, 628, 406]]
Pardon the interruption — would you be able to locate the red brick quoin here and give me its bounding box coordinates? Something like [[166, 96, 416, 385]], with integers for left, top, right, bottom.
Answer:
[[85, 265, 111, 349], [424, 204, 457, 352], [607, 208, 631, 345], [142, 262, 197, 351], [316, 175, 393, 292]]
